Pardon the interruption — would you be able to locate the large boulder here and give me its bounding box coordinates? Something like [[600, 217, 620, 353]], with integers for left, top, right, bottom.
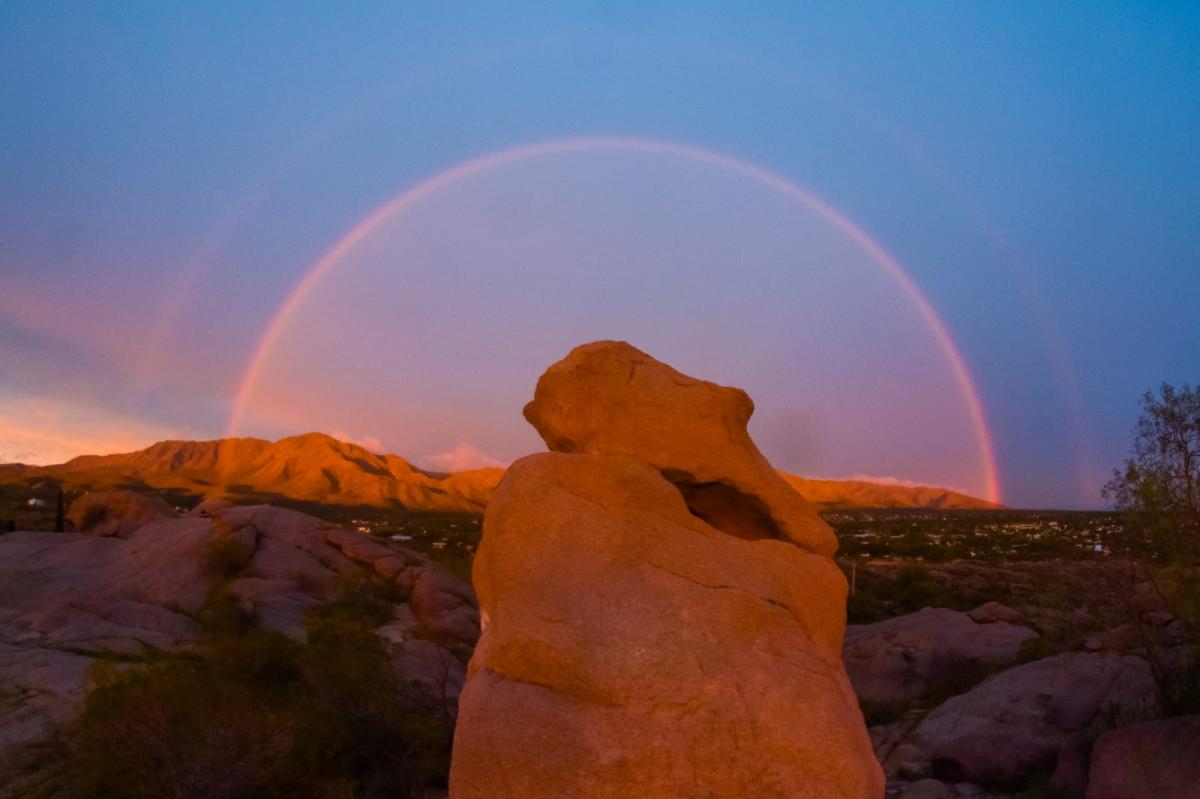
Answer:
[[452, 342, 881, 799], [67, 489, 178, 537], [909, 653, 1161, 789], [522, 340, 837, 555], [844, 607, 1038, 706], [1085, 716, 1200, 799]]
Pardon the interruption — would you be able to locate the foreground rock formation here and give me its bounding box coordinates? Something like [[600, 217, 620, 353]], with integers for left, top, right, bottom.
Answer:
[[1085, 716, 1200, 799], [451, 341, 882, 798], [908, 652, 1160, 787], [844, 606, 1037, 706], [0, 499, 478, 796]]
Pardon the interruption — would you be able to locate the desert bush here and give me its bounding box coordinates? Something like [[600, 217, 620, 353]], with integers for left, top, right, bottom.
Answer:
[[202, 535, 253, 579], [1016, 636, 1059, 664], [66, 579, 451, 798], [196, 581, 256, 639], [308, 575, 397, 630], [858, 697, 910, 726], [69, 652, 299, 799], [79, 503, 108, 531]]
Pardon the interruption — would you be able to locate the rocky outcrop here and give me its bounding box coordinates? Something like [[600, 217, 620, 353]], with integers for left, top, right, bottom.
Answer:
[[1085, 716, 1200, 799], [0, 503, 477, 794], [845, 607, 1037, 706], [451, 342, 881, 799], [66, 489, 178, 537], [908, 653, 1161, 788], [966, 602, 1022, 625], [188, 496, 235, 517]]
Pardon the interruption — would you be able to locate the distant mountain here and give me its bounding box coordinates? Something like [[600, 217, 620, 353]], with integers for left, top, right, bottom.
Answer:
[[2, 433, 501, 512], [0, 433, 998, 512], [780, 474, 1000, 510]]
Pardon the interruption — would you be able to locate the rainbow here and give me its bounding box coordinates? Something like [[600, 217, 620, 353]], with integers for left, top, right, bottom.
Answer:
[[226, 136, 1002, 504]]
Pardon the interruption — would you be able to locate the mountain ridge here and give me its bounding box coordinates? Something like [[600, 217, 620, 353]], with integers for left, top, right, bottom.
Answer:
[[0, 432, 999, 512]]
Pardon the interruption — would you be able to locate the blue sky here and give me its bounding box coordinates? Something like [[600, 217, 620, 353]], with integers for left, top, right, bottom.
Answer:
[[1, 2, 1197, 508]]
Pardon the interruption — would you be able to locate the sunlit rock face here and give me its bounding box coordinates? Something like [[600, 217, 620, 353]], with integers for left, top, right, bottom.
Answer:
[[522, 340, 838, 555], [451, 341, 882, 799]]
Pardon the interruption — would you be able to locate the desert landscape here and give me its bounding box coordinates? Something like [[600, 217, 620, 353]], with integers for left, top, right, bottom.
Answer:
[[1, 343, 1197, 798], [4, 5, 1198, 798]]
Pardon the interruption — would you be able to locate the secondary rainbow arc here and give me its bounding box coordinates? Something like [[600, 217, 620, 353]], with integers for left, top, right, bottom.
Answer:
[[226, 136, 1002, 504]]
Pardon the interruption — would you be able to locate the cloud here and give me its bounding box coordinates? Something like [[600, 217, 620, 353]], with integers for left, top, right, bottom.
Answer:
[[805, 472, 977, 496], [0, 392, 184, 465], [327, 429, 386, 453], [425, 442, 507, 472]]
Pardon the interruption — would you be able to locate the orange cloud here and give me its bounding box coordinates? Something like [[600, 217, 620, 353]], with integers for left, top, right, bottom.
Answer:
[[806, 472, 978, 497], [425, 442, 507, 472], [0, 393, 183, 465], [327, 429, 386, 453]]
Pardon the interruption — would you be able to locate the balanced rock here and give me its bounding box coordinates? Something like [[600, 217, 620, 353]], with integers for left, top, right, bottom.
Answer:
[[522, 340, 837, 555], [451, 342, 881, 798], [67, 489, 178, 537]]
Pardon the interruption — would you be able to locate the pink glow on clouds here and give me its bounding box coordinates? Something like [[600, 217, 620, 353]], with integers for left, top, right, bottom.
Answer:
[[326, 429, 386, 454], [0, 394, 182, 466], [425, 442, 508, 472]]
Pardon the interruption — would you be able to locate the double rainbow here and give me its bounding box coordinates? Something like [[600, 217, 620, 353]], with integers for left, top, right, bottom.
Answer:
[[226, 137, 1001, 504]]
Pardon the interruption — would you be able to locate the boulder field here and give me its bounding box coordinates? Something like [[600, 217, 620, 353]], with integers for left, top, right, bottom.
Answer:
[[844, 606, 1038, 707], [0, 502, 478, 797], [450, 341, 883, 798]]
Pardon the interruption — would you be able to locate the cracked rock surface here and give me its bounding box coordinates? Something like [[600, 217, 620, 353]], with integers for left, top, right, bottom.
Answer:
[[451, 341, 882, 799]]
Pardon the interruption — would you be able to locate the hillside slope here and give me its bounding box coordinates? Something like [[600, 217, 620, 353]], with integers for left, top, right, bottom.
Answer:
[[780, 474, 999, 510], [1, 433, 997, 512], [4, 433, 502, 512]]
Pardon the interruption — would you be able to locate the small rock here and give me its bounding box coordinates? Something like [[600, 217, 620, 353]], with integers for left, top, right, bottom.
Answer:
[[189, 496, 235, 517], [967, 602, 1023, 624], [899, 778, 955, 799]]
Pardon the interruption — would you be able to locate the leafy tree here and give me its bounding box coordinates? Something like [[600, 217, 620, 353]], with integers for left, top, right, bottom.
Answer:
[[1104, 383, 1200, 560]]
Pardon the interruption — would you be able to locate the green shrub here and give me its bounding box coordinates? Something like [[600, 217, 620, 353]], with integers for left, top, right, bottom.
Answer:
[[1164, 645, 1200, 716], [79, 504, 108, 531], [197, 582, 256, 639], [202, 535, 253, 579], [1017, 636, 1059, 664], [307, 576, 396, 631], [858, 697, 910, 726], [69, 654, 299, 799], [65, 582, 452, 798]]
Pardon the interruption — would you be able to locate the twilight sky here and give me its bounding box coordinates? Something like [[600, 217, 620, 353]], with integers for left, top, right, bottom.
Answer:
[[2, 3, 1198, 509]]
